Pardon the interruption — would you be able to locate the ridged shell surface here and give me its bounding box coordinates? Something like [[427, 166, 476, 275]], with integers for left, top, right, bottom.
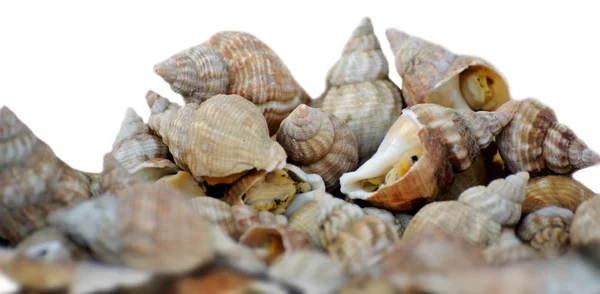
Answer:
[[570, 195, 600, 246], [522, 176, 595, 216]]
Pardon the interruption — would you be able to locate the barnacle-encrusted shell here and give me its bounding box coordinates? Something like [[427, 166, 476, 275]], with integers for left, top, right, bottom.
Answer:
[[571, 195, 600, 245], [317, 18, 404, 161], [522, 176, 595, 216], [146, 92, 287, 181], [483, 228, 541, 265], [154, 32, 311, 135], [386, 28, 510, 111], [239, 224, 312, 264], [517, 206, 573, 257], [496, 98, 600, 174], [276, 104, 358, 192]]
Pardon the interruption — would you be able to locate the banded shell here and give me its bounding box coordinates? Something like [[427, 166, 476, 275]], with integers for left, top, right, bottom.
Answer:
[[340, 103, 512, 210], [317, 18, 404, 161], [496, 98, 600, 174], [516, 206, 573, 257], [154, 31, 310, 135], [522, 176, 595, 216], [483, 228, 541, 265], [49, 183, 215, 274], [386, 28, 510, 111], [238, 224, 312, 264], [571, 195, 600, 245], [276, 104, 358, 192], [146, 92, 287, 182]]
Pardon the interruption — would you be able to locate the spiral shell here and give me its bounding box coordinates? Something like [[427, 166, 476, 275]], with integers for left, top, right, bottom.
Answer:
[[317, 18, 404, 161], [522, 176, 595, 217], [386, 28, 510, 111], [90, 152, 142, 197], [483, 228, 541, 265], [517, 206, 573, 257], [276, 104, 358, 192], [146, 92, 287, 182], [189, 196, 238, 239], [239, 224, 312, 264], [496, 98, 600, 174], [570, 195, 600, 246]]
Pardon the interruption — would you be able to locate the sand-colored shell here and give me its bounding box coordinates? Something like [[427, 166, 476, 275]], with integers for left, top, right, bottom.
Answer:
[[496, 98, 600, 174], [230, 204, 287, 238], [189, 196, 238, 239], [569, 195, 600, 246], [362, 207, 404, 237], [522, 176, 595, 216], [483, 228, 541, 265], [320, 206, 366, 249], [238, 224, 312, 264], [154, 32, 310, 135], [15, 227, 91, 262], [317, 18, 404, 161], [276, 104, 358, 192], [49, 183, 215, 274], [146, 92, 287, 182], [111, 108, 178, 181], [157, 171, 206, 197], [386, 28, 510, 111], [89, 152, 142, 197], [288, 200, 321, 246], [517, 206, 573, 257]]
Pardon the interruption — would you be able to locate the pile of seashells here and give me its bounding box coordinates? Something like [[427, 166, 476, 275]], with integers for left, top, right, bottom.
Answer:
[[2, 17, 600, 294]]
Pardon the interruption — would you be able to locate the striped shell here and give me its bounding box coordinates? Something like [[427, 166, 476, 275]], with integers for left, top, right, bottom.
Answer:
[[522, 176, 595, 216], [517, 206, 573, 257]]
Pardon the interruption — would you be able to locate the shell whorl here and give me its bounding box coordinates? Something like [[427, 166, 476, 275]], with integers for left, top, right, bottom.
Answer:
[[522, 176, 595, 216], [516, 205, 573, 256], [385, 28, 451, 78]]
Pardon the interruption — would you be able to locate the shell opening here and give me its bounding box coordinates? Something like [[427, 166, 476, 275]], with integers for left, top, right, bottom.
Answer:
[[459, 66, 509, 111], [243, 169, 311, 214], [132, 167, 178, 182], [156, 171, 206, 197], [204, 170, 249, 186]]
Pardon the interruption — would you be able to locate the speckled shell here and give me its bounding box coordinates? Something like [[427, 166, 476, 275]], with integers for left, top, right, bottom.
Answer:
[[386, 28, 510, 111], [49, 183, 215, 274], [276, 104, 358, 192], [570, 195, 600, 246], [522, 176, 595, 217], [146, 92, 287, 181], [483, 228, 541, 265], [318, 18, 404, 161], [517, 206, 573, 257], [496, 98, 600, 174], [239, 224, 312, 264]]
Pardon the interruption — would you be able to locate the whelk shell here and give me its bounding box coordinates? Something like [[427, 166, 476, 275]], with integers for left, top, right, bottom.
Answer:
[[483, 228, 541, 265], [522, 175, 594, 216], [238, 224, 312, 264], [516, 205, 573, 257], [570, 195, 600, 246]]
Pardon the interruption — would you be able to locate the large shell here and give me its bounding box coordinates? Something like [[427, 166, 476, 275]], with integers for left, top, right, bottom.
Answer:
[[154, 32, 311, 135], [49, 183, 215, 274], [317, 18, 404, 161], [522, 176, 595, 216], [276, 104, 358, 192], [516, 206, 573, 257], [238, 224, 312, 264], [496, 98, 600, 174], [340, 104, 512, 210], [188, 196, 238, 239], [569, 195, 600, 246], [386, 28, 510, 111], [146, 93, 287, 181]]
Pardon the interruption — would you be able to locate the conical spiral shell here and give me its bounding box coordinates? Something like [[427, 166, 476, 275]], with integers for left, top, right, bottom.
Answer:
[[90, 152, 142, 197], [276, 105, 358, 192], [496, 98, 600, 174], [320, 206, 366, 249], [146, 93, 287, 181], [319, 18, 404, 161], [570, 195, 600, 246], [239, 224, 312, 264], [522, 176, 595, 216], [517, 206, 573, 257], [386, 28, 510, 111]]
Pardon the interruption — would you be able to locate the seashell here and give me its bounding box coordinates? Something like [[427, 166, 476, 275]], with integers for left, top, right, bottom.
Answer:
[[210, 224, 267, 274], [154, 32, 311, 135], [340, 103, 512, 210], [569, 195, 600, 246], [288, 200, 321, 246], [89, 152, 142, 197], [189, 196, 237, 239], [496, 98, 600, 174], [146, 93, 287, 183], [276, 104, 358, 192], [173, 267, 255, 294], [267, 250, 347, 294], [362, 207, 403, 236], [157, 171, 206, 197], [439, 152, 492, 202], [517, 206, 573, 257], [317, 18, 404, 161], [238, 224, 312, 264], [522, 175, 595, 216], [111, 108, 178, 181], [320, 207, 366, 249], [386, 28, 510, 111], [15, 227, 91, 262], [483, 228, 541, 265], [49, 183, 215, 274], [327, 216, 399, 273], [230, 204, 287, 239]]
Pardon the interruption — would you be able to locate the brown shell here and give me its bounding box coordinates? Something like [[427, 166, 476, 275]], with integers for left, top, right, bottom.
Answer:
[[386, 28, 510, 111], [496, 98, 600, 174], [516, 206, 573, 257], [239, 224, 312, 265], [522, 176, 595, 216], [570, 195, 600, 246]]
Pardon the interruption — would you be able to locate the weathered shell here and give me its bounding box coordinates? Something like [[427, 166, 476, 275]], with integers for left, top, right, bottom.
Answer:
[[49, 183, 215, 274], [276, 104, 358, 192], [146, 93, 287, 181], [320, 207, 366, 249], [288, 200, 321, 246], [517, 206, 573, 257], [496, 98, 600, 174], [189, 196, 238, 239], [15, 227, 91, 262], [155, 31, 311, 135], [238, 224, 312, 264], [157, 171, 206, 197], [318, 18, 404, 161], [111, 108, 178, 181], [571, 195, 600, 246], [386, 28, 510, 111], [522, 176, 595, 216], [483, 228, 541, 265]]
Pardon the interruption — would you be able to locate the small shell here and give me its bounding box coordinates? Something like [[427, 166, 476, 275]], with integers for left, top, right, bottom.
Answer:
[[386, 28, 510, 111], [189, 196, 237, 239], [211, 225, 267, 274], [569, 195, 600, 246], [318, 18, 404, 161], [288, 200, 321, 246], [238, 224, 312, 264], [483, 228, 541, 265], [517, 206, 573, 257], [146, 93, 287, 181], [276, 104, 358, 192], [230, 205, 287, 238], [362, 207, 403, 236], [90, 152, 142, 197], [522, 176, 595, 216], [496, 99, 600, 174], [157, 171, 206, 197], [320, 207, 366, 249]]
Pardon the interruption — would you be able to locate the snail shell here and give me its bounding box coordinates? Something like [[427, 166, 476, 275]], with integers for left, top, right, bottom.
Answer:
[[522, 176, 595, 216], [90, 152, 142, 197], [238, 224, 312, 265], [189, 196, 238, 239], [156, 170, 206, 197], [318, 18, 404, 161], [496, 98, 600, 174], [276, 104, 358, 192], [386, 28, 510, 111], [517, 206, 573, 257], [483, 228, 541, 265], [570, 195, 600, 246]]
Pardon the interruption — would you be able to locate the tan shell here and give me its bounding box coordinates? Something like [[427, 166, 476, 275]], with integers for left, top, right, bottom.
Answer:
[[146, 92, 287, 181], [361, 207, 404, 236], [386, 28, 510, 111], [230, 204, 287, 238], [90, 152, 142, 197], [157, 171, 206, 197], [49, 183, 215, 274], [238, 224, 312, 264], [189, 196, 238, 239], [15, 227, 90, 262], [276, 104, 358, 192], [154, 32, 311, 135], [288, 200, 321, 246], [569, 195, 600, 246], [517, 206, 573, 257], [483, 228, 541, 265], [496, 98, 600, 174], [318, 18, 404, 161], [320, 206, 366, 249], [522, 176, 595, 216]]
